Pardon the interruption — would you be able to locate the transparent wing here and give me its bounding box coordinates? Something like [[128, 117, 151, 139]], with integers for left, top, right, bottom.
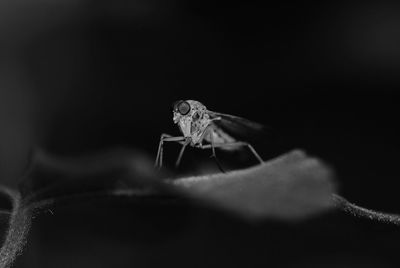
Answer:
[[207, 110, 268, 140]]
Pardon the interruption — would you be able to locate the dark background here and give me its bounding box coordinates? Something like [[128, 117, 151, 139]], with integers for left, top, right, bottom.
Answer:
[[1, 1, 400, 267]]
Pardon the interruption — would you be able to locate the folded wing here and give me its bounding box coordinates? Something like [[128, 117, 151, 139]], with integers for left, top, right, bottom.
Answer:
[[208, 111, 268, 141]]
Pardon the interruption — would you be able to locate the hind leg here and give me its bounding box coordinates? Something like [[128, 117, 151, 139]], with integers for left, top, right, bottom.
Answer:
[[199, 141, 263, 164], [197, 128, 226, 172]]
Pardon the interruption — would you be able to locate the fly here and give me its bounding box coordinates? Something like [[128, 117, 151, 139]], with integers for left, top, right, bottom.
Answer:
[[154, 100, 264, 172]]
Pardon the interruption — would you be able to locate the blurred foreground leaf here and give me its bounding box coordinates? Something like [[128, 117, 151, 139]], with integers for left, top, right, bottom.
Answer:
[[2, 147, 399, 267], [172, 150, 336, 220], [0, 148, 163, 268]]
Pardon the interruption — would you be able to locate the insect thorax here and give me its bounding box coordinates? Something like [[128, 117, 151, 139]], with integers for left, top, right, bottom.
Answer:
[[174, 100, 211, 144], [190, 115, 211, 144]]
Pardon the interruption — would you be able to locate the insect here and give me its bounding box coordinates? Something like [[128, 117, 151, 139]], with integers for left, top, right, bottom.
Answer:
[[154, 100, 264, 172]]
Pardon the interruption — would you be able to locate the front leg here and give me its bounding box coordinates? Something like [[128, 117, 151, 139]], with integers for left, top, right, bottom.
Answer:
[[175, 138, 191, 168], [155, 134, 185, 168]]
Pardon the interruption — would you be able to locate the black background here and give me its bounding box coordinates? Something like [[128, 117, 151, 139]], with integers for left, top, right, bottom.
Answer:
[[2, 1, 400, 267]]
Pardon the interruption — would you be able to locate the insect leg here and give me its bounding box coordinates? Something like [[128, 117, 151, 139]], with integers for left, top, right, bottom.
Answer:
[[200, 141, 263, 164], [244, 143, 264, 163], [175, 139, 190, 167], [155, 134, 185, 168], [197, 127, 225, 173], [159, 135, 186, 168], [208, 130, 225, 173]]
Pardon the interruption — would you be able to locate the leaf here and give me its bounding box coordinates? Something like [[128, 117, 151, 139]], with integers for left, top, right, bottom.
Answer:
[[2, 147, 399, 267], [332, 194, 400, 225], [0, 189, 31, 268], [0, 148, 164, 268], [172, 150, 337, 220], [19, 148, 165, 205]]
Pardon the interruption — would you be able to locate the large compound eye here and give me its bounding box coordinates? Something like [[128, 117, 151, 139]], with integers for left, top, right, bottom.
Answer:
[[177, 101, 191, 115]]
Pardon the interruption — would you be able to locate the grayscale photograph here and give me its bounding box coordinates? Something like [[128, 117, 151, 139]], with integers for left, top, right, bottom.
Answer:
[[0, 1, 400, 267]]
